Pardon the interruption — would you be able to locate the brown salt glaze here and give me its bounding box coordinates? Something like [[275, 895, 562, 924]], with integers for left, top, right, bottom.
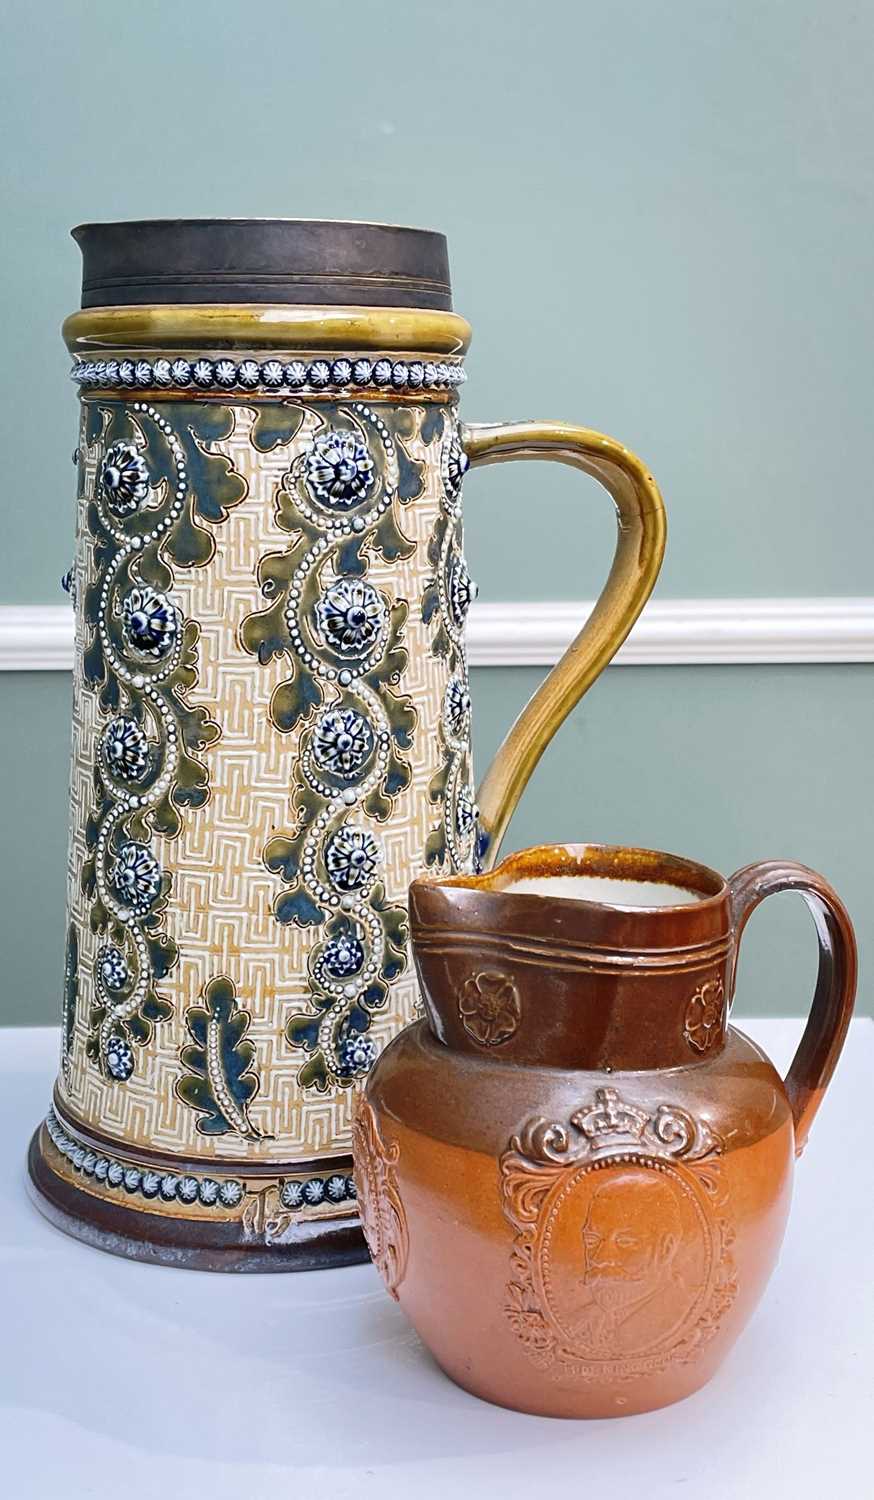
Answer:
[[355, 843, 857, 1418]]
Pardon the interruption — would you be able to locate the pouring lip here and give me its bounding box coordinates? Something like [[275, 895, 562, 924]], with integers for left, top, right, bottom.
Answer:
[[410, 844, 733, 1071], [411, 841, 728, 917]]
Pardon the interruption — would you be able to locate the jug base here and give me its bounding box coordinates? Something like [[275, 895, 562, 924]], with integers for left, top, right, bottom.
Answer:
[[27, 1120, 370, 1273], [433, 1350, 715, 1420]]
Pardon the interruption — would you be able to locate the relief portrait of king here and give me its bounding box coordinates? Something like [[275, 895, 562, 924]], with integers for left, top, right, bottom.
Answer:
[[565, 1168, 704, 1360]]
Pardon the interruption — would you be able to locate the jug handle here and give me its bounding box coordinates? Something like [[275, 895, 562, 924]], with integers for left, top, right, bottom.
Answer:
[[727, 861, 857, 1156], [463, 421, 666, 867]]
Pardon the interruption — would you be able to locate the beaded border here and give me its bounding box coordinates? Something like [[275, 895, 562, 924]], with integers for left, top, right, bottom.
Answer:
[[43, 1108, 357, 1214], [72, 355, 466, 396]]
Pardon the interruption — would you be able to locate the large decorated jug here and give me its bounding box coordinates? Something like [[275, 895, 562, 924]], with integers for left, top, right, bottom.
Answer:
[[28, 219, 666, 1269]]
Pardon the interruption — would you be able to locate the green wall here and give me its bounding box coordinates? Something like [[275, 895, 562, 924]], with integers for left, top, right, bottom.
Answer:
[[0, 0, 870, 1022], [1, 0, 873, 602], [4, 666, 872, 1023]]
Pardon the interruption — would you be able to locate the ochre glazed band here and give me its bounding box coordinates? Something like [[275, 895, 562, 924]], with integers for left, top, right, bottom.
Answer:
[[63, 303, 473, 354]]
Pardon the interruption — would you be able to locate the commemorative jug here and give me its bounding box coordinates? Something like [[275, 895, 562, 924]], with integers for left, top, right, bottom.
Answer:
[[28, 220, 665, 1269], [357, 843, 856, 1414]]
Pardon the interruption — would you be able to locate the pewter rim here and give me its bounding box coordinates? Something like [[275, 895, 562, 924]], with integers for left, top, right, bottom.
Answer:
[[72, 215, 447, 240]]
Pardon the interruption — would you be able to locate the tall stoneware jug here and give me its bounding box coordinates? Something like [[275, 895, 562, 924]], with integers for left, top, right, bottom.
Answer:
[[28, 220, 666, 1269]]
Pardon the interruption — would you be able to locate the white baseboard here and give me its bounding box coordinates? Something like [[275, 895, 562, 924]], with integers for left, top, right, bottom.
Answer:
[[0, 598, 872, 673]]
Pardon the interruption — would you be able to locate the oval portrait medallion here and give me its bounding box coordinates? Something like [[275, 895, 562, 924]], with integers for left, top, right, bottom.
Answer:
[[538, 1157, 715, 1375], [501, 1089, 736, 1383]]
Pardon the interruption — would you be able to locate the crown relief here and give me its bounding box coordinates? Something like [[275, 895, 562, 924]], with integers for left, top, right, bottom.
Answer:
[[516, 1087, 719, 1169]]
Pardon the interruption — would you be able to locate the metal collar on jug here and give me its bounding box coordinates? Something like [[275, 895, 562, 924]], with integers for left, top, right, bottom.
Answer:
[[71, 217, 456, 309], [64, 217, 472, 361]]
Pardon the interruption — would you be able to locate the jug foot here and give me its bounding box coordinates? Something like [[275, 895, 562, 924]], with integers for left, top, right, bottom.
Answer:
[[27, 1109, 369, 1272], [433, 1349, 717, 1420]]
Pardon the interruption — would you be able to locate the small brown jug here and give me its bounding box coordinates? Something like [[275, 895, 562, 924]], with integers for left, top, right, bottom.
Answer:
[[355, 843, 857, 1418]]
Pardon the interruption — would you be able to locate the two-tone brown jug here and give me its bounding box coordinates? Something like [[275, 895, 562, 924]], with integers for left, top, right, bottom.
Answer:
[[28, 220, 666, 1269], [356, 843, 857, 1416]]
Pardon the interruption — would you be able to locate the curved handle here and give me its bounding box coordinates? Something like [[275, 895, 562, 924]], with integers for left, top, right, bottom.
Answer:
[[463, 421, 666, 866], [727, 861, 857, 1156]]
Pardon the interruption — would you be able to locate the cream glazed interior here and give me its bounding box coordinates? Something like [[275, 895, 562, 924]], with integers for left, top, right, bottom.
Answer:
[[504, 875, 704, 907]]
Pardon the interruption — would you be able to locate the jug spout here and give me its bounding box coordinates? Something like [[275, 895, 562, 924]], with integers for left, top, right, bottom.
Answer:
[[409, 845, 732, 1072]]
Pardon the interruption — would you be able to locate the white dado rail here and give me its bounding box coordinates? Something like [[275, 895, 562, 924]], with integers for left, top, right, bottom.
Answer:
[[0, 598, 872, 672], [467, 597, 874, 666]]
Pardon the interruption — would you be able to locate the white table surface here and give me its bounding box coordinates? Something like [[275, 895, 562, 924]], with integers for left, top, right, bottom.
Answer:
[[2, 1020, 872, 1500]]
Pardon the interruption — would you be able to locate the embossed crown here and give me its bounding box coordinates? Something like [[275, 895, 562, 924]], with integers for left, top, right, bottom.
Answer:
[[572, 1088, 650, 1144], [527, 1086, 720, 1166]]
